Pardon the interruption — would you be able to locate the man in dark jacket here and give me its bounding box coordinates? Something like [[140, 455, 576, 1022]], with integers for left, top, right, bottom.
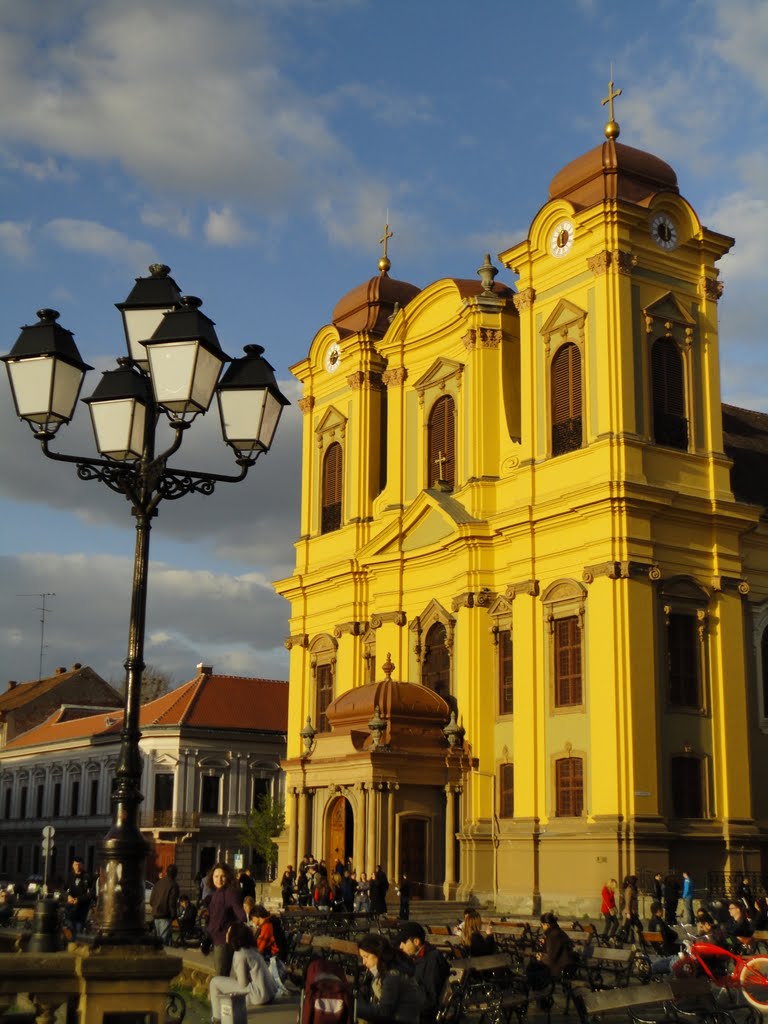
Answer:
[[150, 864, 179, 945], [398, 922, 450, 1024], [64, 856, 92, 937]]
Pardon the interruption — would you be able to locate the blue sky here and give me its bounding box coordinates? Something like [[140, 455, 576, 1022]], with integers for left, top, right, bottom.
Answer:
[[1, 0, 767, 688]]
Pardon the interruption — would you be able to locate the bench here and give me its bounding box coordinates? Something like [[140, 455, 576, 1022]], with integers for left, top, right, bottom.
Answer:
[[442, 953, 542, 1024], [575, 981, 676, 1024], [580, 945, 637, 989]]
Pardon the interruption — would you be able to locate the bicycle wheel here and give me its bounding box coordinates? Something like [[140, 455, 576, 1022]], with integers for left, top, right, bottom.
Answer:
[[740, 956, 768, 1010]]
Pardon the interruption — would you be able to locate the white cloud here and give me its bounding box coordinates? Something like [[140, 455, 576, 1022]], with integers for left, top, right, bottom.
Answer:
[[711, 1, 768, 94], [140, 205, 191, 239], [42, 218, 156, 269], [0, 551, 290, 687], [1, 150, 76, 183], [0, 221, 32, 260], [204, 207, 253, 246]]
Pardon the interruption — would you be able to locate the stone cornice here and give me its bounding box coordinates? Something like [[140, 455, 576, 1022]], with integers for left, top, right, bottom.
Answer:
[[504, 579, 539, 598], [333, 620, 369, 638], [284, 633, 309, 650], [581, 560, 661, 584], [451, 589, 497, 612]]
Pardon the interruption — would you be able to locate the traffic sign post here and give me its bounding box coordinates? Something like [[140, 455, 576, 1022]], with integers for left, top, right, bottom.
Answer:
[[41, 824, 55, 894]]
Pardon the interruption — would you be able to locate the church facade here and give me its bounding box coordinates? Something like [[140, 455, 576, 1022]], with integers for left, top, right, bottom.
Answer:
[[275, 95, 768, 913]]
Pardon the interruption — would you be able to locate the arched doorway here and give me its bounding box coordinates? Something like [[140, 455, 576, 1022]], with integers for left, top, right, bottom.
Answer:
[[327, 795, 354, 868], [399, 818, 427, 887]]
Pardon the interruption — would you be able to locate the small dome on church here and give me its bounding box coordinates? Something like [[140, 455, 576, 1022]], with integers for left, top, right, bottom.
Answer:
[[332, 270, 420, 338], [549, 140, 678, 209], [326, 655, 450, 751]]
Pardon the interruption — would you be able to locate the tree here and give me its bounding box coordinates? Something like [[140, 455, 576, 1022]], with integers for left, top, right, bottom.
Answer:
[[239, 795, 285, 876], [113, 663, 176, 704]]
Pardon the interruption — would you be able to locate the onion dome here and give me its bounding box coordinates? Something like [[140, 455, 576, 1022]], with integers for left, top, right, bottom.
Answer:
[[326, 654, 450, 752], [332, 270, 420, 338], [549, 82, 678, 210]]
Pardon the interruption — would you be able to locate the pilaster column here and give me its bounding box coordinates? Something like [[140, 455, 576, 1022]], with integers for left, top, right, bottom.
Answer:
[[366, 785, 380, 872], [287, 787, 298, 868], [386, 783, 397, 878], [354, 783, 366, 871], [297, 789, 307, 862], [444, 784, 456, 899]]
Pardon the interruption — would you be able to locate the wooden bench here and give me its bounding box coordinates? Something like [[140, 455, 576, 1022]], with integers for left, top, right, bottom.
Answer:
[[576, 981, 675, 1023], [444, 953, 536, 1024], [580, 945, 637, 989]]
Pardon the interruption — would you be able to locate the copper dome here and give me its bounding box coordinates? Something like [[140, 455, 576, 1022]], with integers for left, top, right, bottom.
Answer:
[[549, 139, 678, 210], [326, 659, 451, 752], [332, 270, 420, 338]]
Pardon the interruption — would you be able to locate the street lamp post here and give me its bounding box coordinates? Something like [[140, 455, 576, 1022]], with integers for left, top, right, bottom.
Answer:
[[2, 265, 289, 945]]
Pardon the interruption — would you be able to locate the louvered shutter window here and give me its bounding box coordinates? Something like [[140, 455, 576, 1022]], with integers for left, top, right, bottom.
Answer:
[[321, 442, 343, 534], [652, 339, 687, 449], [554, 616, 582, 706], [556, 757, 583, 817], [551, 343, 582, 455], [499, 763, 514, 818], [498, 629, 513, 715], [668, 613, 701, 707], [671, 756, 703, 818], [316, 664, 333, 733], [423, 622, 450, 701], [428, 395, 455, 489]]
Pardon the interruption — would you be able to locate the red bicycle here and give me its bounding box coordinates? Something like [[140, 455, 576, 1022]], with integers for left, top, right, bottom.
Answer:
[[672, 936, 768, 1013]]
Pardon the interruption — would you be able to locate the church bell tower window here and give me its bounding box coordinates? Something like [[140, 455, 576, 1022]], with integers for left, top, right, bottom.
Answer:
[[551, 343, 582, 456], [428, 395, 455, 489], [321, 441, 343, 533], [651, 338, 687, 449]]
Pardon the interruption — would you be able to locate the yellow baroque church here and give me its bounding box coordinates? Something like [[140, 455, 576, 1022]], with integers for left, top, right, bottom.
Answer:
[[274, 91, 768, 913]]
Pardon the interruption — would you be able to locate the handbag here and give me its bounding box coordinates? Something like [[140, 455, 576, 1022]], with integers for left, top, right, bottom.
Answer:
[[200, 933, 212, 955]]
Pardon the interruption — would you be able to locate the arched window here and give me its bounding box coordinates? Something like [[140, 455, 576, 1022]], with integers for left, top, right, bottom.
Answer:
[[554, 616, 582, 707], [551, 343, 582, 455], [316, 664, 333, 733], [428, 395, 455, 489], [555, 756, 583, 817], [321, 441, 343, 533], [422, 622, 450, 701], [652, 339, 687, 449]]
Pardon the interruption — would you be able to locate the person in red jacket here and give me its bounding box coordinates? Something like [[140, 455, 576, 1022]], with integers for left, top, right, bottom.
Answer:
[[600, 878, 619, 939]]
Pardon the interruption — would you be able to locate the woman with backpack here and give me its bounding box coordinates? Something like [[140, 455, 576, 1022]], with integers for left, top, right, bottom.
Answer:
[[357, 933, 424, 1024], [209, 923, 276, 1023]]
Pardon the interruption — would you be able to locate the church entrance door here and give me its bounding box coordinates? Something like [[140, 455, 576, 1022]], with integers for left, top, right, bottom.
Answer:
[[399, 818, 427, 886], [328, 795, 353, 868]]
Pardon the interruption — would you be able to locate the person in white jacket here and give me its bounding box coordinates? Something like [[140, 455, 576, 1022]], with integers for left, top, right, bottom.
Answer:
[[209, 922, 277, 1024]]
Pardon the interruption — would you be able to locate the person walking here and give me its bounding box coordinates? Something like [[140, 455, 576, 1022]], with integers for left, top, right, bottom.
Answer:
[[620, 875, 642, 943], [600, 878, 619, 939], [64, 856, 92, 937], [205, 862, 246, 977], [681, 871, 694, 924], [355, 871, 372, 913], [370, 865, 389, 915], [150, 863, 180, 946]]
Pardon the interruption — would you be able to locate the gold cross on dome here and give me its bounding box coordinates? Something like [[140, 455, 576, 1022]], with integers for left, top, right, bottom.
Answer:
[[602, 78, 622, 122], [379, 221, 393, 261]]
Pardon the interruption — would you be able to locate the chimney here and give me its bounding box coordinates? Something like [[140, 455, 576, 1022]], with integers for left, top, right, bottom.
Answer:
[[196, 662, 213, 676], [7, 681, 17, 691]]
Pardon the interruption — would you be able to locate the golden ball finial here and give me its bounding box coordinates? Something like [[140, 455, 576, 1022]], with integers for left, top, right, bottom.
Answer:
[[378, 255, 391, 274], [604, 119, 620, 140]]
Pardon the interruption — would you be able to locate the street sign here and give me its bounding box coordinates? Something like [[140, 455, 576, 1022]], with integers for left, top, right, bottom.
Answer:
[[42, 825, 55, 839], [42, 839, 54, 855]]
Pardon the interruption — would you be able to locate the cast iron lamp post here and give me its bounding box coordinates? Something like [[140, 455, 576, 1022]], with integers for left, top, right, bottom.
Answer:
[[1, 264, 289, 945]]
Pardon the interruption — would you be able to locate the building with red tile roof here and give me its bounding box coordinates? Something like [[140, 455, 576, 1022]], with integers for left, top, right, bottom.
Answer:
[[0, 663, 122, 749], [0, 663, 288, 893]]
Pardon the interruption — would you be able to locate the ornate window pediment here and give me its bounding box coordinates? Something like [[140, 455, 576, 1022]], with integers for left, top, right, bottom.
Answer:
[[198, 756, 230, 770], [643, 292, 696, 336], [413, 358, 464, 403], [540, 298, 587, 350], [315, 406, 347, 451]]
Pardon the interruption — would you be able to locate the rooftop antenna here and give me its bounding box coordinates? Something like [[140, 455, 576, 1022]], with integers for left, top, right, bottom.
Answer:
[[16, 592, 56, 679]]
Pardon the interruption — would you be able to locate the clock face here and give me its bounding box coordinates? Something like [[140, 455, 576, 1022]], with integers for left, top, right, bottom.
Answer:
[[550, 219, 575, 258], [324, 342, 341, 373], [650, 213, 677, 251]]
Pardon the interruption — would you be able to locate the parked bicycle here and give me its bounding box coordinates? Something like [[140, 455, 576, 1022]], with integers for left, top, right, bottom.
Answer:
[[672, 932, 768, 1012]]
